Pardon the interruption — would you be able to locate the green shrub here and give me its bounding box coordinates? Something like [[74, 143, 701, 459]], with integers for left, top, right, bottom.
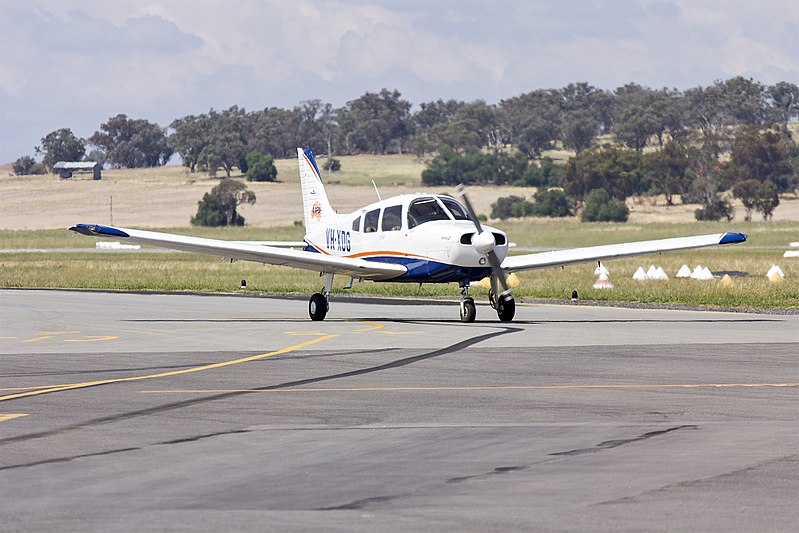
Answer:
[[531, 188, 573, 217], [580, 188, 629, 222], [245, 151, 278, 182], [694, 196, 735, 221], [191, 178, 256, 226], [491, 195, 535, 219]]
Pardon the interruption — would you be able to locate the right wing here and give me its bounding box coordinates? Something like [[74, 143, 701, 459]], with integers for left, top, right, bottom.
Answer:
[[69, 224, 406, 281], [501, 232, 747, 272]]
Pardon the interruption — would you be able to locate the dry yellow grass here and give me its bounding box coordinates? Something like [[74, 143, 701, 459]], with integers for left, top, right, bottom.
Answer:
[[2, 152, 798, 230]]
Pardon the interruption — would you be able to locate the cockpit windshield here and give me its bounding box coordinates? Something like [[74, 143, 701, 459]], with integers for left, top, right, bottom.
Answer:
[[439, 196, 470, 221], [407, 197, 450, 229]]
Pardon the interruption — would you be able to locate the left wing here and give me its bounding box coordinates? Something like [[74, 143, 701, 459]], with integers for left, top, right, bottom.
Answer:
[[502, 232, 747, 272], [69, 224, 406, 280]]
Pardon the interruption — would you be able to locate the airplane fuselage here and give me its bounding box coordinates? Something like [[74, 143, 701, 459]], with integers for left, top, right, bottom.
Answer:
[[303, 193, 509, 283]]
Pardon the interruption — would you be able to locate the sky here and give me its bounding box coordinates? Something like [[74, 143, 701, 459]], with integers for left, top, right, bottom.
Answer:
[[1, 0, 798, 164]]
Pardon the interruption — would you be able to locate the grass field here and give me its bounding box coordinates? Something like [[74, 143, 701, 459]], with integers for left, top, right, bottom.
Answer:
[[2, 221, 797, 309], [91, 152, 428, 188], [2, 149, 798, 310]]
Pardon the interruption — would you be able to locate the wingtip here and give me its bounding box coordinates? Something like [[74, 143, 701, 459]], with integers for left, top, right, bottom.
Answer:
[[69, 224, 130, 238], [719, 232, 747, 245]]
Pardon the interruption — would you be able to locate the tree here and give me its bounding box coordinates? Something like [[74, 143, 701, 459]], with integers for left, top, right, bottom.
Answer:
[[421, 150, 531, 186], [13, 156, 37, 175], [560, 82, 614, 134], [732, 179, 761, 221], [684, 84, 727, 153], [580, 188, 629, 222], [501, 90, 562, 158], [36, 128, 86, 171], [561, 109, 598, 154], [684, 147, 734, 221], [170, 114, 211, 172], [562, 144, 642, 203], [754, 180, 780, 220], [725, 126, 796, 193], [90, 114, 172, 168], [641, 141, 692, 205], [197, 107, 250, 177], [409, 99, 463, 155], [766, 82, 799, 139], [694, 196, 735, 221], [191, 179, 256, 227], [611, 84, 682, 150], [428, 100, 510, 154], [530, 188, 573, 217], [718, 76, 768, 127], [490, 196, 535, 219], [342, 89, 412, 154], [245, 152, 277, 182]]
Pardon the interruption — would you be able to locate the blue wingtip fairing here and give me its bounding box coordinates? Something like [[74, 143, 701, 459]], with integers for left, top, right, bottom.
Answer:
[[719, 232, 747, 245], [303, 148, 323, 180], [69, 224, 130, 238]]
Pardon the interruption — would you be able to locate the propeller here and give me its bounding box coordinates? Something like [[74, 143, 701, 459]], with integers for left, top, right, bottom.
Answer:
[[456, 184, 511, 299]]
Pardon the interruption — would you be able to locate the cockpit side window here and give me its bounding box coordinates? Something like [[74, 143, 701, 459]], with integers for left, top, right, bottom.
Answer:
[[407, 197, 451, 229], [352, 216, 361, 232], [439, 197, 470, 221], [364, 209, 379, 233], [381, 205, 403, 231]]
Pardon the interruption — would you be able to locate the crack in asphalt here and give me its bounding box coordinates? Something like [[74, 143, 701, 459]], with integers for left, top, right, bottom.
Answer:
[[0, 447, 141, 471], [549, 425, 699, 456]]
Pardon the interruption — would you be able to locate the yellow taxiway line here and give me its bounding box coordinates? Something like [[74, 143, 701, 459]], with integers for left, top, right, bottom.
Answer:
[[140, 382, 799, 394], [0, 414, 29, 422], [0, 334, 338, 402]]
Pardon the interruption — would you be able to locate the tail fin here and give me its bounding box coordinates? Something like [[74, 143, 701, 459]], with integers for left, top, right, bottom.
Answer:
[[297, 147, 336, 231]]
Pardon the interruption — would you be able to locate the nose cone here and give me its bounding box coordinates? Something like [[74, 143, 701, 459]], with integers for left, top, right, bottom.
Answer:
[[472, 231, 495, 254]]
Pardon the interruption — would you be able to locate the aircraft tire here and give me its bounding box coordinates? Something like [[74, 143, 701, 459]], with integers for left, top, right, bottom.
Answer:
[[496, 295, 515, 322], [460, 298, 476, 323], [309, 293, 328, 321]]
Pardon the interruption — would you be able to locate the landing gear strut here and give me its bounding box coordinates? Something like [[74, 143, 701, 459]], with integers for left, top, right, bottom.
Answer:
[[309, 273, 334, 321], [459, 281, 476, 323]]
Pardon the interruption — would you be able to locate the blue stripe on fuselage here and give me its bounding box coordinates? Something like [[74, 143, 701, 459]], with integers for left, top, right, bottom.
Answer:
[[365, 255, 491, 283], [302, 242, 490, 282]]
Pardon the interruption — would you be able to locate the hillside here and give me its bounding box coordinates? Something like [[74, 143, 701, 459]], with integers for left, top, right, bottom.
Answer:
[[1, 153, 797, 230]]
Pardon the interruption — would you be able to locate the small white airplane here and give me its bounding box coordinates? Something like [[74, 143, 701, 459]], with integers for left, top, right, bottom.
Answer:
[[71, 148, 747, 322]]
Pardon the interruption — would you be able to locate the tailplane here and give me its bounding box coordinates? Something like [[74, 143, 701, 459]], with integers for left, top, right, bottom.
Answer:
[[297, 147, 336, 231]]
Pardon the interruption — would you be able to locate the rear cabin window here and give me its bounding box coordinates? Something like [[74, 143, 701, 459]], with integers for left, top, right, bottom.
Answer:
[[364, 209, 379, 233], [352, 216, 361, 232], [381, 205, 403, 231], [439, 197, 470, 221], [407, 197, 450, 229]]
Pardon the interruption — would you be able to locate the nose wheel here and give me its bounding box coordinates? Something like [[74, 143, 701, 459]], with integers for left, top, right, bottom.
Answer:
[[460, 297, 476, 323], [490, 289, 516, 322], [459, 282, 476, 323]]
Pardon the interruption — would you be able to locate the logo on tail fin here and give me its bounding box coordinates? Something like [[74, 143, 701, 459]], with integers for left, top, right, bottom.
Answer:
[[298, 147, 337, 231]]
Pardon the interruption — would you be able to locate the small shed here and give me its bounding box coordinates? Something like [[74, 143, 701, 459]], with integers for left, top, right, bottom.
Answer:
[[53, 161, 101, 180]]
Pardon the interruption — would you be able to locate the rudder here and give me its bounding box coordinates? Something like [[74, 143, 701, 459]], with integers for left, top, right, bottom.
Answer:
[[297, 147, 336, 231]]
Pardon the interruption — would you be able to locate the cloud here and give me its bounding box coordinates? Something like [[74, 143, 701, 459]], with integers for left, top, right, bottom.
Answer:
[[1, 0, 798, 163]]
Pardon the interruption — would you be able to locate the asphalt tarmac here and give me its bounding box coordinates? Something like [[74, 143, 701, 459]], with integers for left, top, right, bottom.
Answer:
[[1, 289, 797, 532]]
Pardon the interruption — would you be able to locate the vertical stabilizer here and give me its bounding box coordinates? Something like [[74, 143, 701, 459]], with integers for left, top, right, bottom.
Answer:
[[297, 147, 336, 231]]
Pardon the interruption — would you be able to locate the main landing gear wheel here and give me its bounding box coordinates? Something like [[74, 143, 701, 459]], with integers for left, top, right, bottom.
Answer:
[[496, 294, 515, 322], [309, 293, 328, 321], [460, 297, 476, 323]]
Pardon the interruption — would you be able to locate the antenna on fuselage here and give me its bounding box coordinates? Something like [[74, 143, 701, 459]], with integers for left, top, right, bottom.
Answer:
[[372, 180, 382, 202]]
